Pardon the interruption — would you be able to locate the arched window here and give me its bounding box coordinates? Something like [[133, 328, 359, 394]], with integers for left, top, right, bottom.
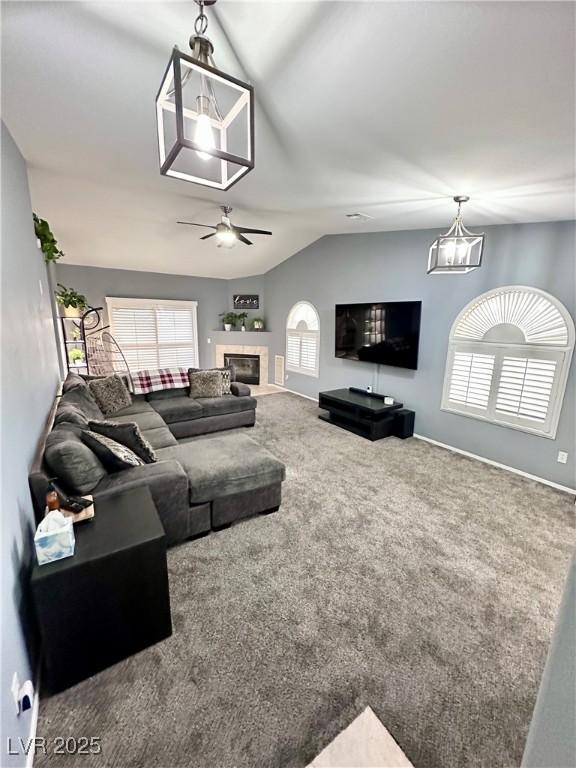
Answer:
[[442, 286, 574, 438], [286, 301, 320, 377]]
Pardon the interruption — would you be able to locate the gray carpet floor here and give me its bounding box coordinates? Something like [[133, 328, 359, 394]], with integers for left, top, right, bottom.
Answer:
[[36, 393, 575, 768]]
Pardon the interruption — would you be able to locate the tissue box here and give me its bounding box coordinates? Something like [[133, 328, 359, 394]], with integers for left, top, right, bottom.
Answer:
[[34, 517, 75, 566]]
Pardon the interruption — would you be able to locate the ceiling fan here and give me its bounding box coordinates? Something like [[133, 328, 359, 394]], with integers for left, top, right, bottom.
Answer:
[[177, 206, 272, 247]]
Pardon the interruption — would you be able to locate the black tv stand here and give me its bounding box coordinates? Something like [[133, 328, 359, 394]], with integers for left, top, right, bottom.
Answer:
[[318, 388, 415, 441]]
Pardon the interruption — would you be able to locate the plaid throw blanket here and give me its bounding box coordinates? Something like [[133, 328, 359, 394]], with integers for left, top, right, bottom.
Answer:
[[130, 367, 190, 396]]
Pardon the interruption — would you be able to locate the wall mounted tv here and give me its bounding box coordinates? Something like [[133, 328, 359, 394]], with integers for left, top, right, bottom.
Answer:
[[335, 301, 422, 370]]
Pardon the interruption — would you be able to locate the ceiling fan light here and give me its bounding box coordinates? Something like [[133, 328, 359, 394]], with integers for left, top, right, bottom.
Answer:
[[216, 228, 237, 245], [428, 197, 485, 274]]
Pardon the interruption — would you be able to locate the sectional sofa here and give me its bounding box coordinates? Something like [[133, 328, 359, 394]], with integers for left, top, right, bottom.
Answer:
[[29, 372, 286, 544]]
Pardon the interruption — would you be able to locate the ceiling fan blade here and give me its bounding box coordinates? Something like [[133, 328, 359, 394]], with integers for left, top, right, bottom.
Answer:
[[177, 221, 217, 229], [200, 232, 216, 240], [233, 227, 273, 236], [237, 234, 253, 246]]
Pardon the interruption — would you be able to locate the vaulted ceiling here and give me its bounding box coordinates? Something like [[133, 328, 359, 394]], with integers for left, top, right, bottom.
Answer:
[[2, 1, 574, 278]]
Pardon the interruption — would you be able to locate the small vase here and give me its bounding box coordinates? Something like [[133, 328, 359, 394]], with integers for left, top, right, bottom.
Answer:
[[64, 306, 81, 318], [224, 323, 232, 331], [241, 325, 246, 332]]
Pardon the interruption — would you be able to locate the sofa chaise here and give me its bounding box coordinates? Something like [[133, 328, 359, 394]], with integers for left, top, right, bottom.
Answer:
[[29, 372, 286, 544]]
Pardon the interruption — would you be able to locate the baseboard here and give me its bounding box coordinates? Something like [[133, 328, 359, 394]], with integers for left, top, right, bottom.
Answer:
[[414, 433, 576, 496], [25, 669, 41, 768], [277, 385, 318, 402]]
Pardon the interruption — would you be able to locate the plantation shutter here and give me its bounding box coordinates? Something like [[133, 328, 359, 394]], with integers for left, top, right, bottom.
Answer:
[[286, 302, 320, 377], [106, 298, 199, 372], [448, 352, 495, 410], [442, 286, 574, 439]]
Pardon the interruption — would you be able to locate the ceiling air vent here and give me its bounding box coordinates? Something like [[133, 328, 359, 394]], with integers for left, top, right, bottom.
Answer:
[[345, 212, 373, 222]]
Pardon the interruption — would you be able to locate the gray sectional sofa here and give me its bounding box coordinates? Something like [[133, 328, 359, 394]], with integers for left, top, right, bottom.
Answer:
[[29, 373, 286, 544]]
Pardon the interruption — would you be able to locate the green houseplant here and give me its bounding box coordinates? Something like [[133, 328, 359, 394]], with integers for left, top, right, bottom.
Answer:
[[33, 213, 64, 264], [68, 347, 85, 367], [252, 317, 265, 331], [219, 311, 237, 331], [236, 312, 249, 332], [55, 284, 88, 317]]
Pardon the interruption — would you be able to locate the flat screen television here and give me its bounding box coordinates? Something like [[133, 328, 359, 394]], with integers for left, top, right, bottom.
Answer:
[[335, 301, 422, 370]]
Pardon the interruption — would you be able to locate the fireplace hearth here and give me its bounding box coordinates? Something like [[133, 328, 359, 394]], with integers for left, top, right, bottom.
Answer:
[[224, 353, 260, 385]]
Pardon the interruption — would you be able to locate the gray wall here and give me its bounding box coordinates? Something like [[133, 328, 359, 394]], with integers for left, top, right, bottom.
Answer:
[[1, 123, 61, 765], [54, 265, 266, 368], [522, 556, 576, 767], [264, 221, 576, 487]]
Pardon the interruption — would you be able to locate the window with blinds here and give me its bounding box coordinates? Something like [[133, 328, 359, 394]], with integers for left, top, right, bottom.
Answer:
[[286, 301, 320, 377], [106, 298, 199, 372], [442, 287, 574, 439]]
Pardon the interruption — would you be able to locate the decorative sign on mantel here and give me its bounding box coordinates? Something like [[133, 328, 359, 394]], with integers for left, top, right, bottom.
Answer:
[[233, 294, 259, 310]]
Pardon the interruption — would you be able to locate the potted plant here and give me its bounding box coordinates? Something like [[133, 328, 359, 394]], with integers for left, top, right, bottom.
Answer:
[[68, 347, 85, 367], [219, 311, 237, 332], [33, 213, 64, 264], [252, 317, 265, 331], [236, 312, 249, 332], [55, 284, 88, 317]]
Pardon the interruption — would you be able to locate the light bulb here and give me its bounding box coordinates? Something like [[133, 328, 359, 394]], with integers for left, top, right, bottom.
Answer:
[[194, 113, 215, 161], [216, 228, 237, 247]]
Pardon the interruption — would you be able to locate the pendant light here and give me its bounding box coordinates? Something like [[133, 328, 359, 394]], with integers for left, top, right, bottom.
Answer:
[[428, 196, 485, 274], [155, 0, 254, 190]]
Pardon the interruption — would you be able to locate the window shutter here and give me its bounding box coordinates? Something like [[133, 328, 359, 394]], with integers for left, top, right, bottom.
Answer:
[[286, 302, 320, 378], [448, 352, 495, 410], [286, 333, 301, 368], [107, 298, 199, 372], [300, 333, 318, 372], [496, 357, 557, 423], [442, 286, 574, 439]]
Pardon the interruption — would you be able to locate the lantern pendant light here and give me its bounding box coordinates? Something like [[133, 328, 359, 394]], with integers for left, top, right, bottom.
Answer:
[[428, 196, 485, 274], [155, 0, 254, 190]]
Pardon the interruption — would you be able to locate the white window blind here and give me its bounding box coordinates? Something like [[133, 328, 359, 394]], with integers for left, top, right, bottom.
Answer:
[[106, 298, 199, 372], [448, 352, 495, 410], [442, 287, 574, 439], [495, 357, 556, 423], [286, 301, 320, 377]]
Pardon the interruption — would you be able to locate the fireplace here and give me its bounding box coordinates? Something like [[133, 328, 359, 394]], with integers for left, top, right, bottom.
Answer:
[[224, 353, 260, 385]]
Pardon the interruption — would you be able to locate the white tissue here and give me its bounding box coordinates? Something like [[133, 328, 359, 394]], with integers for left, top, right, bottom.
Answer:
[[38, 510, 68, 533]]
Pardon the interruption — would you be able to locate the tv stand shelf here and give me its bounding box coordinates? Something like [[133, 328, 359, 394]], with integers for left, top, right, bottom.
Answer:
[[318, 389, 415, 441]]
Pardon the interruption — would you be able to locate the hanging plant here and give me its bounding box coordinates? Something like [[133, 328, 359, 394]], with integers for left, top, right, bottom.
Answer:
[[33, 213, 64, 263]]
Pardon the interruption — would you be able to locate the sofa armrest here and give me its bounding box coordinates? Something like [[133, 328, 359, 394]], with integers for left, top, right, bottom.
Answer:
[[93, 460, 189, 544], [230, 381, 251, 397]]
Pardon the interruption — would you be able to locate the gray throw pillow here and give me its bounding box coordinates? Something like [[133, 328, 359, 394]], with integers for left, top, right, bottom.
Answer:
[[88, 375, 132, 416], [60, 386, 103, 421], [81, 431, 144, 472], [189, 370, 223, 399], [88, 420, 156, 464], [189, 367, 233, 394], [62, 372, 87, 393], [45, 428, 107, 494], [54, 403, 89, 428]]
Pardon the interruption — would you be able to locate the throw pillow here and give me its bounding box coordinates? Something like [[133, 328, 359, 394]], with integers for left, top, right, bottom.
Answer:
[[81, 431, 144, 472], [62, 371, 87, 393], [45, 428, 107, 494], [189, 366, 233, 394], [188, 370, 223, 399], [88, 420, 156, 463], [88, 375, 132, 416]]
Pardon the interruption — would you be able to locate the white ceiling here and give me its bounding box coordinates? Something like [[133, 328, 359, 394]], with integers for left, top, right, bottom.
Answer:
[[2, 1, 574, 278]]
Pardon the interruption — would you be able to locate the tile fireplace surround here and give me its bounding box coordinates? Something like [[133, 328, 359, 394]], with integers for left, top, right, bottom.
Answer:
[[215, 345, 269, 385]]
